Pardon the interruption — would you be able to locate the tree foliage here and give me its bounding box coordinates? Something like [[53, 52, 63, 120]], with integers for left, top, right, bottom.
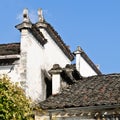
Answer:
[[0, 75, 33, 120]]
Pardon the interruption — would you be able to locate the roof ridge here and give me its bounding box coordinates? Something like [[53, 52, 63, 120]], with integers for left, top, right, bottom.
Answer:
[[0, 42, 20, 46]]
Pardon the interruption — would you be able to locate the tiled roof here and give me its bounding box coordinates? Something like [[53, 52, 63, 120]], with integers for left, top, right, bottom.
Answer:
[[0, 43, 20, 55], [40, 74, 120, 109], [36, 21, 74, 61]]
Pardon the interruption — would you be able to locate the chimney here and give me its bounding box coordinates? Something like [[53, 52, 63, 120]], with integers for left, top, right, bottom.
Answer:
[[15, 8, 32, 96], [73, 46, 83, 73], [49, 64, 62, 95]]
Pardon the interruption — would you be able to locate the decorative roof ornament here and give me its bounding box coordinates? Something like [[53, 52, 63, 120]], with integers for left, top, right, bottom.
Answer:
[[74, 46, 83, 55], [38, 8, 44, 22], [23, 8, 30, 22], [77, 46, 83, 53]]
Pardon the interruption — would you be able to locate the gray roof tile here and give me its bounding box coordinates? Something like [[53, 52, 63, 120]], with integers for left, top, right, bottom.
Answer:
[[0, 43, 20, 55], [40, 74, 120, 109]]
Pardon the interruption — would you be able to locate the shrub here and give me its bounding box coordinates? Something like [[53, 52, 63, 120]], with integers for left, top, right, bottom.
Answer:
[[0, 75, 33, 120]]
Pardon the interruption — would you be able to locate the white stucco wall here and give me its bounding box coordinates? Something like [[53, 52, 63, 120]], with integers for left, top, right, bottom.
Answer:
[[0, 63, 20, 83], [40, 28, 71, 69], [78, 55, 97, 77], [20, 28, 71, 101], [20, 29, 43, 101], [0, 66, 12, 74], [52, 74, 61, 95]]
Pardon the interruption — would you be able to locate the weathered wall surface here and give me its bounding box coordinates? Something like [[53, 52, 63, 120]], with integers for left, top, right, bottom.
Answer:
[[20, 28, 71, 101]]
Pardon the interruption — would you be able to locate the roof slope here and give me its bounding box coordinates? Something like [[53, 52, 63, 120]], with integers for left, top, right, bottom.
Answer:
[[44, 22, 74, 61], [0, 43, 20, 55], [40, 74, 120, 109]]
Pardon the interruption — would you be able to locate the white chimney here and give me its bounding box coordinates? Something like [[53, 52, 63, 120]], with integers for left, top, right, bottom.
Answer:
[[49, 64, 62, 95], [73, 46, 82, 73]]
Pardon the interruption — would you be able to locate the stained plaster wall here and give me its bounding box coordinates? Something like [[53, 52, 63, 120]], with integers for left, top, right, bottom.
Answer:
[[20, 28, 71, 101]]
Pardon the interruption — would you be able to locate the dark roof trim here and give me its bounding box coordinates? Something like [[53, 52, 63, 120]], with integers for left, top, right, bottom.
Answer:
[[0, 58, 19, 66], [47, 104, 120, 112], [36, 22, 74, 61], [15, 22, 32, 30], [46, 23, 74, 61], [0, 43, 20, 55], [30, 24, 47, 46], [80, 50, 102, 75], [16, 22, 47, 46]]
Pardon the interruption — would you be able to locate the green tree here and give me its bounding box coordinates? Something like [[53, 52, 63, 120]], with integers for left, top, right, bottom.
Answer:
[[0, 75, 33, 120]]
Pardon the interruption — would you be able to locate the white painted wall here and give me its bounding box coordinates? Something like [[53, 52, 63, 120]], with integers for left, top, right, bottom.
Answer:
[[40, 28, 71, 69], [0, 66, 12, 74], [0, 63, 20, 83], [52, 74, 61, 95], [78, 55, 97, 77], [20, 27, 71, 101]]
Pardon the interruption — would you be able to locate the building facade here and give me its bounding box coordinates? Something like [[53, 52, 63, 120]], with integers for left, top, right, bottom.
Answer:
[[0, 8, 101, 102]]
